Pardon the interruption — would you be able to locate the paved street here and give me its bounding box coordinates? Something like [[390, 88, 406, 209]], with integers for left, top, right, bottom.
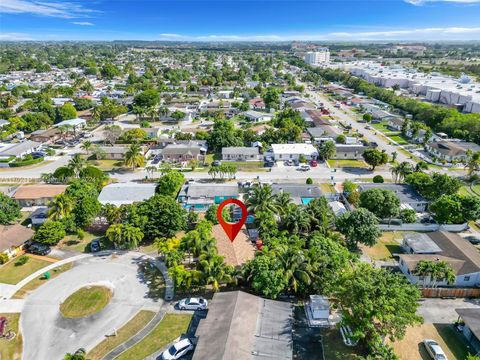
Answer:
[[21, 252, 162, 360]]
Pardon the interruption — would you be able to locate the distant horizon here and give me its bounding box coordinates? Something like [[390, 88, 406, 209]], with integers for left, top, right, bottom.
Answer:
[[1, 0, 480, 42]]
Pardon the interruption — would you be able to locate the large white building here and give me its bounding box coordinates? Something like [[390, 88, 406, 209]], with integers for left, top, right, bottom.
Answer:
[[271, 143, 319, 162], [333, 61, 480, 113], [304, 48, 330, 66]]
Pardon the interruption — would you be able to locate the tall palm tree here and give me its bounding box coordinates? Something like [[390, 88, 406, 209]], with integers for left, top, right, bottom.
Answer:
[[124, 143, 146, 170], [391, 161, 413, 183], [282, 204, 311, 235], [81, 140, 93, 156], [244, 184, 279, 214], [67, 153, 86, 178], [465, 150, 480, 176], [415, 161, 429, 173], [276, 247, 312, 294], [48, 194, 73, 220], [274, 192, 292, 217]]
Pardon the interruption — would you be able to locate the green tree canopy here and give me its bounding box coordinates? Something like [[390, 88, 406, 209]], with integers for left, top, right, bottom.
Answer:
[[336, 208, 381, 249], [359, 188, 401, 219], [0, 193, 21, 225]]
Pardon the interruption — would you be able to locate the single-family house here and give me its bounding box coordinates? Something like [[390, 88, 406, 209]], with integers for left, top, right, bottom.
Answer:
[[425, 141, 480, 163], [398, 232, 480, 287], [333, 144, 368, 160], [0, 224, 34, 258], [0, 140, 41, 160], [178, 183, 239, 211], [358, 183, 428, 212], [98, 146, 129, 160], [455, 309, 480, 354], [54, 118, 87, 130], [387, 117, 405, 131], [242, 110, 273, 123], [222, 147, 261, 161], [30, 128, 62, 144], [159, 141, 207, 163], [142, 127, 162, 139], [0, 119, 10, 128], [271, 183, 323, 205], [249, 98, 266, 110], [271, 143, 318, 162], [12, 184, 68, 206], [98, 183, 156, 206], [192, 291, 293, 360]]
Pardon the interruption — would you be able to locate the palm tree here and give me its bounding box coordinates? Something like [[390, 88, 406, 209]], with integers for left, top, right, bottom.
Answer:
[[464, 150, 480, 176], [414, 260, 456, 288], [124, 143, 146, 170], [319, 140, 336, 161], [282, 204, 311, 235], [415, 161, 429, 172], [81, 140, 93, 156], [391, 151, 398, 163], [67, 153, 86, 178], [106, 224, 143, 249], [274, 192, 292, 217], [198, 251, 234, 292], [244, 184, 279, 214], [48, 194, 73, 220], [276, 247, 312, 294], [391, 161, 413, 183]]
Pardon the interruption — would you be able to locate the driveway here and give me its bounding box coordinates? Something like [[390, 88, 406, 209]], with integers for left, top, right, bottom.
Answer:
[[21, 252, 162, 360], [418, 298, 480, 324]]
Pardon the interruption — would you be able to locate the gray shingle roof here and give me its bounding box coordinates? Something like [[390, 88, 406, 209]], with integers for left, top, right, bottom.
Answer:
[[0, 140, 41, 157], [222, 147, 259, 156], [98, 183, 156, 206], [358, 183, 427, 204]]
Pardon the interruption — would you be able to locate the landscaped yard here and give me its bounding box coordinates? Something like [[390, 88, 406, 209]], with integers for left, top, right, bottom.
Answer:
[[0, 313, 22, 360], [459, 184, 480, 197], [87, 310, 156, 360], [87, 159, 125, 171], [60, 285, 113, 318], [389, 134, 410, 145], [392, 324, 471, 360], [320, 183, 336, 193], [327, 159, 368, 168], [371, 122, 392, 133], [12, 262, 74, 299], [322, 328, 366, 359], [0, 255, 54, 285], [361, 232, 404, 261], [116, 313, 193, 360], [57, 231, 101, 253]]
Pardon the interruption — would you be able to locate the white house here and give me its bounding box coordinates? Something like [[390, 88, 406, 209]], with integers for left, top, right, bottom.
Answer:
[[0, 140, 41, 160], [271, 143, 318, 162], [242, 110, 273, 123], [54, 118, 87, 129], [222, 147, 261, 161], [398, 232, 480, 288]]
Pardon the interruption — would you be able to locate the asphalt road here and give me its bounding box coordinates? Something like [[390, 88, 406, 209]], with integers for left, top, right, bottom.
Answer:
[[21, 252, 162, 360]]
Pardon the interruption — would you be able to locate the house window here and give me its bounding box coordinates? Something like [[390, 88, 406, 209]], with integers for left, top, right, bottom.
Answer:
[[418, 276, 425, 281], [464, 276, 470, 282]]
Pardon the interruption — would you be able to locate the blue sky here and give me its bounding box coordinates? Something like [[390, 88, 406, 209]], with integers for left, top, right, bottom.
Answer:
[[0, 0, 480, 41]]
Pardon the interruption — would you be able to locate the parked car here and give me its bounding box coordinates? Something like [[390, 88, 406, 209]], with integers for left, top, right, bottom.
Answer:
[[298, 164, 311, 172], [284, 160, 295, 166], [90, 240, 101, 252], [423, 339, 447, 360], [177, 297, 208, 311], [264, 161, 275, 168], [161, 338, 194, 360], [212, 160, 221, 166], [310, 160, 318, 167], [27, 243, 51, 256]]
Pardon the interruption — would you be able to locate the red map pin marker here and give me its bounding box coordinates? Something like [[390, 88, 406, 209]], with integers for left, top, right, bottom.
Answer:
[[217, 198, 248, 242]]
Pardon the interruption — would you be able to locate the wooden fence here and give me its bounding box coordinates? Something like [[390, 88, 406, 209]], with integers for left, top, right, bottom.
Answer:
[[421, 287, 480, 298]]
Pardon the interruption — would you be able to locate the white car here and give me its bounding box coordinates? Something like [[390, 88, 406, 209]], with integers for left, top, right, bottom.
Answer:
[[161, 338, 194, 360], [177, 297, 208, 311], [423, 339, 448, 360], [298, 164, 311, 171]]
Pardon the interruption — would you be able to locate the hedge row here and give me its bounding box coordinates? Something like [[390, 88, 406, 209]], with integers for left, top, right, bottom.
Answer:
[[9, 157, 44, 167]]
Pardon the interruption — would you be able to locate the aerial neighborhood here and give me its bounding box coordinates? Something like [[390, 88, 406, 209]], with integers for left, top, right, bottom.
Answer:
[[1, 34, 480, 360]]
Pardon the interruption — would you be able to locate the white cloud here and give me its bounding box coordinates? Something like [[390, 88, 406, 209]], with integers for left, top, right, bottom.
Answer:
[[0, 32, 33, 41], [157, 27, 480, 42], [0, 0, 98, 18], [72, 21, 94, 26], [405, 0, 480, 5]]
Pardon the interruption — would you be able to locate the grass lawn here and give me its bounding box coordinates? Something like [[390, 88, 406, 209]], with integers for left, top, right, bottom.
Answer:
[[87, 159, 125, 171], [322, 328, 366, 359], [459, 184, 480, 197], [0, 313, 22, 360], [60, 285, 113, 318], [389, 134, 410, 145], [0, 255, 54, 285], [12, 262, 73, 299], [362, 232, 404, 261], [392, 324, 471, 360], [320, 183, 336, 193], [87, 310, 156, 360], [327, 159, 368, 168], [371, 122, 392, 133], [116, 314, 193, 360], [0, 161, 53, 172], [57, 232, 101, 253]]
